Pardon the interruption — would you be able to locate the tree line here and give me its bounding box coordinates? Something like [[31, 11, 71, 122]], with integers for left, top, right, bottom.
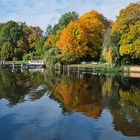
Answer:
[[0, 2, 139, 66], [0, 21, 45, 61]]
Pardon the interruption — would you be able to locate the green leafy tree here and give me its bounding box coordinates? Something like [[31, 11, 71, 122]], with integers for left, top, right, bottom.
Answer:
[[101, 28, 119, 64], [53, 11, 79, 33], [35, 37, 45, 57], [1, 42, 13, 60], [44, 48, 61, 67], [62, 52, 78, 64], [45, 25, 53, 37], [0, 21, 29, 59], [27, 26, 43, 50], [23, 53, 32, 61]]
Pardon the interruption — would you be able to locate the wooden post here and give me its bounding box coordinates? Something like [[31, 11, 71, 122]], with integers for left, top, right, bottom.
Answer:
[[63, 65, 65, 75], [78, 66, 80, 77], [12, 63, 15, 69], [68, 66, 70, 76]]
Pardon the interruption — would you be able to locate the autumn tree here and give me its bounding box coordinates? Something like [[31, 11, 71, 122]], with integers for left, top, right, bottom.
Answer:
[[56, 21, 90, 62], [44, 11, 79, 49], [112, 2, 140, 64], [44, 30, 61, 49], [79, 10, 110, 60]]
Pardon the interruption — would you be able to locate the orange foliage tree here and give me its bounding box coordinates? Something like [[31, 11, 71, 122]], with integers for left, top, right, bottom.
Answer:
[[56, 21, 90, 61], [57, 10, 109, 62]]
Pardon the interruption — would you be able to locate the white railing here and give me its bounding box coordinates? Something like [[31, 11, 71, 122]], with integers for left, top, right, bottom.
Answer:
[[28, 60, 44, 65]]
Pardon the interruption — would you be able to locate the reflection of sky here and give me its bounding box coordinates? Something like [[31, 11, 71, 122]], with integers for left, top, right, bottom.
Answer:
[[0, 93, 140, 140], [0, 0, 138, 30]]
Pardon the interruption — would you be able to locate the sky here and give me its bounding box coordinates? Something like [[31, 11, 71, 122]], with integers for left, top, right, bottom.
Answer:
[[0, 0, 138, 31]]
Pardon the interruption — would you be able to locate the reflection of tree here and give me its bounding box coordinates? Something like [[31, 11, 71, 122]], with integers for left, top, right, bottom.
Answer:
[[102, 77, 113, 97], [120, 87, 140, 109], [111, 110, 140, 136], [0, 69, 28, 104], [43, 69, 60, 93], [2, 68, 140, 136], [0, 69, 46, 105], [26, 90, 45, 101], [75, 75, 103, 119], [54, 78, 79, 112], [50, 75, 103, 119], [102, 75, 120, 109], [110, 78, 140, 136], [101, 75, 140, 136]]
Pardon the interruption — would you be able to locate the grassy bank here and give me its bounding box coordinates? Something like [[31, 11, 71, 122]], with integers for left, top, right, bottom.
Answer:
[[3, 61, 29, 65], [68, 63, 124, 74]]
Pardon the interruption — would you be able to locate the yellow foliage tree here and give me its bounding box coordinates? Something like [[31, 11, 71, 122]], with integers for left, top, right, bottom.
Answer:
[[102, 47, 113, 63], [44, 30, 61, 49], [112, 2, 140, 62], [79, 10, 110, 60]]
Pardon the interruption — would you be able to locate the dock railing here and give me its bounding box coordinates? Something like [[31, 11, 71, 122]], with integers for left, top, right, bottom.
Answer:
[[28, 60, 44, 65]]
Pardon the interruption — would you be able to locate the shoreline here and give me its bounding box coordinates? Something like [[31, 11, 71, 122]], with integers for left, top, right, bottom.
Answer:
[[1, 61, 140, 74]]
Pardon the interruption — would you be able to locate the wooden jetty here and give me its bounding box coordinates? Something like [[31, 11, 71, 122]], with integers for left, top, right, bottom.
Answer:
[[122, 66, 140, 78]]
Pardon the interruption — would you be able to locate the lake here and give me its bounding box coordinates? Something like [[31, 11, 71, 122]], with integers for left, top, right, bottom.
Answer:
[[0, 68, 140, 140]]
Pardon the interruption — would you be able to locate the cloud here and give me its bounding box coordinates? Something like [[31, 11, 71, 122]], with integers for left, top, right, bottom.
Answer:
[[0, 0, 138, 31]]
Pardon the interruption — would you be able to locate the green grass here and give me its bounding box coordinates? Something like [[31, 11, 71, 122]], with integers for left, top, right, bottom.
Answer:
[[4, 61, 29, 65], [68, 63, 124, 73]]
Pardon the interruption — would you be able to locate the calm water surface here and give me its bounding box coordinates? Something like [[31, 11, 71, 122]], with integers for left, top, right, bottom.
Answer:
[[0, 68, 140, 140]]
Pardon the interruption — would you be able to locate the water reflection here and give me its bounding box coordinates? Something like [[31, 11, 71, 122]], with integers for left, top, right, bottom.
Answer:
[[0, 69, 46, 104], [45, 71, 140, 137], [0, 68, 140, 139]]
